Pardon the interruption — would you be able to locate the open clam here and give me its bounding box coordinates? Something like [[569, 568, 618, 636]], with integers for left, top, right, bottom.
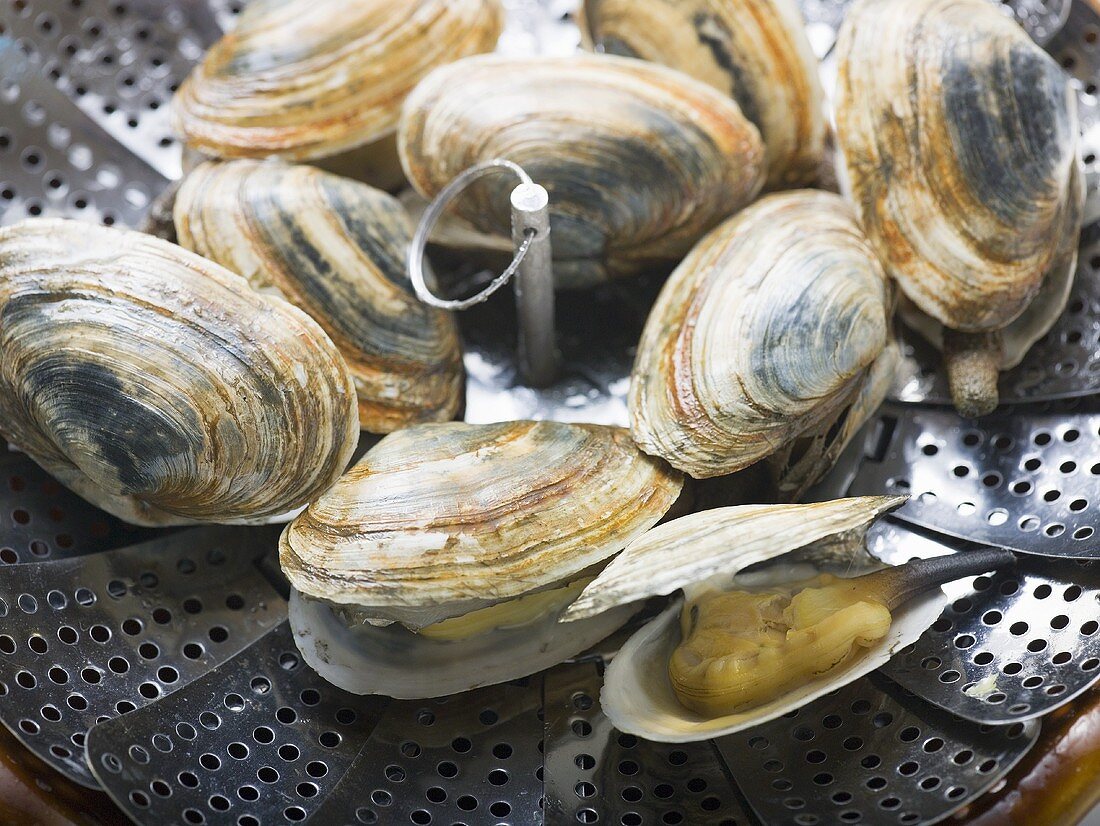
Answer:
[[172, 0, 503, 167], [581, 0, 826, 189], [630, 190, 897, 496], [174, 160, 464, 433], [281, 420, 684, 697], [562, 497, 1016, 742], [0, 219, 358, 527], [398, 53, 765, 288], [835, 0, 1083, 417]]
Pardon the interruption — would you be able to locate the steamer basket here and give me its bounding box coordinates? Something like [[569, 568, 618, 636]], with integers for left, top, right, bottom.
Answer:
[[0, 1, 1098, 824]]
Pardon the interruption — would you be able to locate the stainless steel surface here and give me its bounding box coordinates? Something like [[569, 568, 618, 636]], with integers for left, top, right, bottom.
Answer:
[[511, 181, 558, 387], [869, 519, 1100, 724], [0, 527, 285, 787], [714, 673, 1040, 826], [848, 401, 1100, 557], [313, 678, 544, 825], [461, 269, 657, 425], [0, 449, 146, 564], [0, 39, 166, 225], [0, 0, 229, 179], [543, 661, 756, 826], [87, 621, 388, 825]]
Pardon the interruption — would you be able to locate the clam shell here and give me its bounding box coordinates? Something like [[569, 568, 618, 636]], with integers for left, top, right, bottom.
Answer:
[[601, 592, 944, 742], [563, 496, 905, 621], [175, 160, 464, 433], [629, 190, 894, 481], [398, 53, 765, 288], [835, 0, 1080, 333], [561, 496, 940, 742], [769, 338, 901, 501], [897, 162, 1084, 369], [290, 588, 638, 698], [279, 420, 684, 619], [0, 219, 358, 526], [581, 0, 825, 188], [172, 0, 503, 161]]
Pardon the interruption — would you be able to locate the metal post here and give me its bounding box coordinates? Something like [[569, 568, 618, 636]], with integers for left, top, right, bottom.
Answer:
[[510, 182, 559, 387]]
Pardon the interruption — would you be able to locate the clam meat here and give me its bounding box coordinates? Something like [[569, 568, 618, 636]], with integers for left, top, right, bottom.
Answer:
[[581, 0, 826, 188], [0, 219, 358, 527], [835, 0, 1083, 417], [398, 53, 766, 288], [172, 0, 504, 163], [280, 420, 684, 697], [630, 190, 896, 495], [174, 160, 464, 433], [563, 497, 1016, 741]]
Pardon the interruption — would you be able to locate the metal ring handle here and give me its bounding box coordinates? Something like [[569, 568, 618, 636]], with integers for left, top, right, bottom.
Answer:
[[407, 159, 537, 311]]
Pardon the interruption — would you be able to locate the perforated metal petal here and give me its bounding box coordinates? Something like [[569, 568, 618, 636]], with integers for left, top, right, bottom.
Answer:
[[1, 0, 235, 179], [0, 450, 147, 564], [0, 526, 284, 787], [714, 673, 1039, 826], [0, 37, 168, 226], [86, 621, 387, 826], [312, 677, 544, 826], [848, 401, 1100, 557], [543, 662, 756, 826], [865, 519, 1100, 724]]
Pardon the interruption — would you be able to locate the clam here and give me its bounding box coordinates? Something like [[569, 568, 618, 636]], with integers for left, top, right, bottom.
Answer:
[[174, 160, 464, 433], [398, 53, 766, 288], [835, 0, 1083, 417], [172, 0, 503, 164], [562, 497, 1016, 742], [280, 420, 684, 697], [0, 219, 358, 526], [629, 190, 896, 495], [581, 0, 826, 188]]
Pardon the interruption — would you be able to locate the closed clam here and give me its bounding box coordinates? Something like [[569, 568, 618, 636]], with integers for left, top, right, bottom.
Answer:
[[172, 0, 503, 163], [835, 0, 1082, 417], [398, 53, 765, 288], [0, 219, 358, 527], [175, 160, 464, 433], [562, 497, 1015, 742], [630, 190, 896, 495], [581, 0, 826, 188], [281, 420, 683, 697]]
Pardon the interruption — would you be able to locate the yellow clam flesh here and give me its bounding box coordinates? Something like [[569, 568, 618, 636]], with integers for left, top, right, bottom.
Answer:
[[398, 53, 766, 288], [629, 190, 897, 494], [172, 0, 503, 163], [280, 420, 684, 697], [0, 219, 358, 527], [174, 160, 464, 434], [581, 0, 826, 188], [835, 0, 1083, 417], [563, 497, 1015, 742]]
